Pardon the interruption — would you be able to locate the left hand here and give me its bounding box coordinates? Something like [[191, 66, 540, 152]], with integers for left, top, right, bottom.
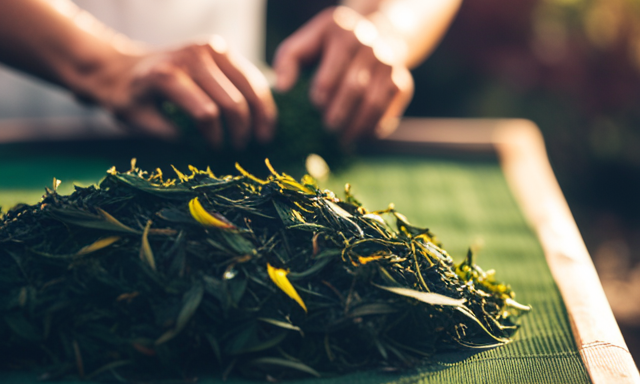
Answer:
[[273, 6, 414, 144]]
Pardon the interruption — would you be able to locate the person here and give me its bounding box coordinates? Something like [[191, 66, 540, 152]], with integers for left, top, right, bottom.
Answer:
[[0, 0, 461, 149]]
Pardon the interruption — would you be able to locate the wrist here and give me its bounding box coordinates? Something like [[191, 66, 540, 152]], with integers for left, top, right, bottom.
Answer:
[[59, 38, 145, 107], [366, 12, 409, 67], [44, 3, 147, 107], [334, 5, 409, 67]]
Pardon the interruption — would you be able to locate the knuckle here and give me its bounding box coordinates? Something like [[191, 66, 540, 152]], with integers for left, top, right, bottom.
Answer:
[[313, 77, 332, 95], [327, 25, 360, 48], [361, 44, 375, 57], [183, 43, 206, 56], [207, 35, 229, 55], [343, 32, 361, 48], [381, 76, 401, 97], [146, 63, 179, 84], [365, 94, 386, 113], [176, 44, 211, 66], [193, 104, 220, 123], [274, 39, 295, 60], [377, 61, 394, 75], [346, 73, 362, 89], [387, 80, 401, 96]]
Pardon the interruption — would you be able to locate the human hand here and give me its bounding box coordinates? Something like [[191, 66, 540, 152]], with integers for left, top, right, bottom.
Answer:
[[87, 36, 276, 149], [273, 6, 414, 144]]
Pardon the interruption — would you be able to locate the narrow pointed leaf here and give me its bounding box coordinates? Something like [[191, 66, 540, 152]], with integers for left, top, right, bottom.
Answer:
[[267, 263, 307, 312], [139, 220, 156, 271], [156, 283, 204, 345], [235, 163, 267, 184], [47, 207, 138, 234], [75, 236, 120, 257], [188, 197, 235, 229], [374, 284, 466, 307], [257, 317, 302, 333], [248, 357, 320, 377], [230, 331, 288, 355], [171, 165, 189, 182]]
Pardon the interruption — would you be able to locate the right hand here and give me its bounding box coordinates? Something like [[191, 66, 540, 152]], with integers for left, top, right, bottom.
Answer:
[[272, 7, 414, 144], [87, 36, 277, 149]]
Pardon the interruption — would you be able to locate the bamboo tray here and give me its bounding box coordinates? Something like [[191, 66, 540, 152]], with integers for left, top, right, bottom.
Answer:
[[0, 117, 638, 383]]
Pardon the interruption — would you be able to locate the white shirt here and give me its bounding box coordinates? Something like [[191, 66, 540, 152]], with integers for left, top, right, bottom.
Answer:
[[0, 0, 267, 120]]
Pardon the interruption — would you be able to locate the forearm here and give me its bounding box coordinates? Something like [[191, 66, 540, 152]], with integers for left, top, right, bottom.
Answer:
[[341, 0, 462, 68], [0, 0, 141, 103], [0, 0, 276, 147]]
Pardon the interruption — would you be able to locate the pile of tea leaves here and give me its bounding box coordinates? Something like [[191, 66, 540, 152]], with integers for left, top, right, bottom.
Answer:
[[0, 160, 529, 381]]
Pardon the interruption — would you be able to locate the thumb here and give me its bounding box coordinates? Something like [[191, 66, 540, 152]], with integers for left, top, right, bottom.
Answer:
[[273, 42, 301, 93], [272, 8, 333, 92]]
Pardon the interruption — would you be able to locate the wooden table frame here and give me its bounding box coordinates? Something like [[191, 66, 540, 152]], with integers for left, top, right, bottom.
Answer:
[[1, 117, 638, 383]]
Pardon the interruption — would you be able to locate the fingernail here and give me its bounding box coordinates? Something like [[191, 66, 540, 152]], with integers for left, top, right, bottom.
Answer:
[[311, 89, 326, 107], [208, 135, 222, 150], [256, 123, 273, 144], [326, 114, 342, 132], [235, 131, 251, 150], [275, 76, 287, 92], [275, 69, 292, 92]]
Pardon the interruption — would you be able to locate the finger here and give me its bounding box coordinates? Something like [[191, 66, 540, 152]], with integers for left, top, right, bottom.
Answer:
[[375, 66, 414, 138], [272, 7, 335, 92], [143, 63, 223, 148], [187, 44, 251, 150], [323, 47, 375, 132], [120, 104, 178, 140], [310, 33, 359, 108], [312, 13, 378, 108], [208, 38, 277, 144], [342, 65, 398, 143]]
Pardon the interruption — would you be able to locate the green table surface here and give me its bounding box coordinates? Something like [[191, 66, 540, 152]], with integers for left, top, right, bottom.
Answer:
[[0, 142, 591, 384]]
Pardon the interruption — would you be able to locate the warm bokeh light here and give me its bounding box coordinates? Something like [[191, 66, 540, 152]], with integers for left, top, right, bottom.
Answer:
[[584, 2, 620, 50], [534, 0, 640, 71], [305, 153, 330, 182], [531, 14, 568, 65]]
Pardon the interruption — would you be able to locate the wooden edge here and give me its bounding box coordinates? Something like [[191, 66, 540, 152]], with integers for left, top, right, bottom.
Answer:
[[492, 120, 640, 384], [384, 117, 640, 383]]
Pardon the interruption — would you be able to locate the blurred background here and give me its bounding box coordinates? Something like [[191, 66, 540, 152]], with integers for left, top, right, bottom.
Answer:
[[266, 0, 640, 365]]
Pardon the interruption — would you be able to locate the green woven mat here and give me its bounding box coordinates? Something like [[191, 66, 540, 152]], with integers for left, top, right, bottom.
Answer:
[[0, 154, 590, 384]]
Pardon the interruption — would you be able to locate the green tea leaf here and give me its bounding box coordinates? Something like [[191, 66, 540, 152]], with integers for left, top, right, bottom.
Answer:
[[47, 207, 138, 234], [139, 220, 156, 271], [156, 283, 204, 345], [247, 357, 321, 377], [374, 284, 466, 307]]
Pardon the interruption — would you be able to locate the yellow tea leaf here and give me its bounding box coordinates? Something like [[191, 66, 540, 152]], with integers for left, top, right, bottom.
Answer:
[[139, 220, 156, 271], [75, 236, 120, 257], [267, 263, 307, 312], [188, 197, 235, 229]]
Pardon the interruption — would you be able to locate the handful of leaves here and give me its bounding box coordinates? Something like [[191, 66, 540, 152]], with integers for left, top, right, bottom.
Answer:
[[0, 160, 529, 381], [162, 69, 350, 175]]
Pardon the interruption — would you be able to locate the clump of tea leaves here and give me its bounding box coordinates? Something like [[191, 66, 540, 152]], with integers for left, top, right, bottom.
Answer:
[[0, 160, 529, 381], [161, 69, 350, 175]]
